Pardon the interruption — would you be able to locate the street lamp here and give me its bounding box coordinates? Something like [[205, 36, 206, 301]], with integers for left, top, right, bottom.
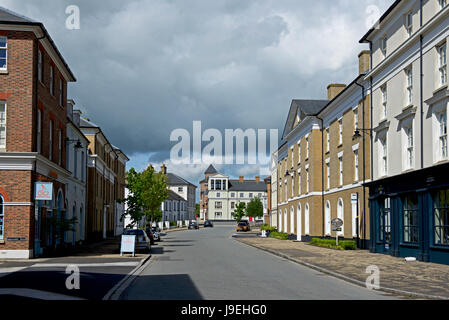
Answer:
[[66, 138, 83, 149]]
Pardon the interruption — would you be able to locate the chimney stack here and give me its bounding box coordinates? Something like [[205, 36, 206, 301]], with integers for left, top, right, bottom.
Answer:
[[358, 50, 371, 75], [239, 176, 244, 182], [327, 84, 347, 100], [255, 176, 260, 182], [161, 164, 167, 174]]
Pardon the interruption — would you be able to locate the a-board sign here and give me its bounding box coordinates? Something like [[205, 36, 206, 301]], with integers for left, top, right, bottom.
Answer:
[[120, 235, 136, 256]]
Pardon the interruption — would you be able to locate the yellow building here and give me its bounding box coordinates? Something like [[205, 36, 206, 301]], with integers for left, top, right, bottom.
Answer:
[[276, 51, 371, 247]]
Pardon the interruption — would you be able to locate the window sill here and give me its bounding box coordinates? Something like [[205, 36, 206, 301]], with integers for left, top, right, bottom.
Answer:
[[0, 240, 4, 244], [400, 242, 419, 248], [337, 144, 343, 148], [0, 70, 8, 75], [433, 84, 448, 95]]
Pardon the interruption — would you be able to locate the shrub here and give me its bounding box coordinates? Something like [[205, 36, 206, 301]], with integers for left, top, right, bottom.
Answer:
[[309, 238, 356, 250], [169, 221, 177, 227], [268, 232, 289, 240], [261, 224, 277, 232]]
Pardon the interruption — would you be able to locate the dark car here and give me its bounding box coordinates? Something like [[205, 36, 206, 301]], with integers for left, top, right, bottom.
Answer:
[[145, 227, 155, 245], [236, 221, 250, 232], [122, 229, 151, 253], [151, 226, 161, 241], [204, 220, 213, 228], [188, 221, 199, 229]]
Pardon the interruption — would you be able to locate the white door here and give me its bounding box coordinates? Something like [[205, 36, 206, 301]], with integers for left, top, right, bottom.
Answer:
[[284, 209, 287, 233], [352, 199, 358, 237], [297, 204, 302, 241], [305, 204, 310, 235], [325, 201, 331, 235], [337, 199, 344, 236]]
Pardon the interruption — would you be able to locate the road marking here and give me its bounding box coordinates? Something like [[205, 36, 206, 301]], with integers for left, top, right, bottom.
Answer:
[[103, 255, 153, 300], [29, 262, 139, 268], [0, 267, 27, 278], [0, 288, 84, 300]]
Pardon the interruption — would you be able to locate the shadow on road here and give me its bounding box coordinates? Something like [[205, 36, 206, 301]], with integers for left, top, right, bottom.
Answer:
[[122, 274, 203, 300]]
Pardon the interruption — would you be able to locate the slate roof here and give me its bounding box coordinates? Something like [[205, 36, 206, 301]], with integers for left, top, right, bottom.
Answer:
[[228, 180, 267, 192], [168, 190, 186, 202], [0, 7, 76, 81], [79, 118, 100, 128], [204, 164, 218, 174], [281, 99, 329, 140], [167, 173, 196, 188]]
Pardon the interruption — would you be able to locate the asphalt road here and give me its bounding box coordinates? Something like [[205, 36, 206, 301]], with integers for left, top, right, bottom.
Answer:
[[121, 224, 396, 300]]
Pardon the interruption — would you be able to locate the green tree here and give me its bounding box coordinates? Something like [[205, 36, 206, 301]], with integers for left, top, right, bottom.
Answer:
[[234, 202, 246, 222], [123, 166, 169, 229], [195, 203, 200, 216], [246, 197, 263, 220]]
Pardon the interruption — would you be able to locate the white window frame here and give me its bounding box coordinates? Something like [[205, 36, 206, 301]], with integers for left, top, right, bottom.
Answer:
[[290, 146, 294, 168], [339, 119, 343, 145], [326, 161, 330, 189], [381, 85, 387, 119], [49, 120, 53, 161], [438, 43, 447, 87], [298, 169, 301, 195], [440, 0, 447, 10], [354, 150, 359, 182], [405, 66, 413, 105], [306, 168, 310, 193], [354, 108, 359, 130], [50, 65, 54, 96], [37, 109, 42, 153], [38, 49, 43, 82], [297, 141, 301, 164], [326, 128, 330, 152], [306, 135, 309, 159], [339, 156, 343, 186], [0, 102, 6, 149], [380, 137, 388, 177], [405, 12, 413, 38], [406, 125, 414, 169], [0, 195, 4, 241], [0, 36, 7, 71], [439, 112, 448, 160], [381, 36, 387, 56]]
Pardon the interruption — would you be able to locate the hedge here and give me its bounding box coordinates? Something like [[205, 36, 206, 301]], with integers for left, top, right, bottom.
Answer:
[[268, 232, 289, 240], [309, 238, 356, 250], [260, 224, 277, 232]]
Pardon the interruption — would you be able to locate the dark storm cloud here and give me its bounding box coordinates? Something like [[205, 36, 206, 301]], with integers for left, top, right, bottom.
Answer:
[[1, 0, 393, 188]]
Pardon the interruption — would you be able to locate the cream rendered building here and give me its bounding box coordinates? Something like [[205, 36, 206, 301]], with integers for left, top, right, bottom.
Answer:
[[207, 173, 268, 221]]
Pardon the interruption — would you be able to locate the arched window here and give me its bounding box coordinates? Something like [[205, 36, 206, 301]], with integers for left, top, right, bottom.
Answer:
[[0, 195, 4, 241], [325, 201, 331, 235], [290, 207, 295, 234], [338, 198, 344, 236], [305, 204, 310, 235]]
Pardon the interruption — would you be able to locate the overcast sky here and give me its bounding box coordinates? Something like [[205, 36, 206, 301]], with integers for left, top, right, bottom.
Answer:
[[2, 0, 393, 199]]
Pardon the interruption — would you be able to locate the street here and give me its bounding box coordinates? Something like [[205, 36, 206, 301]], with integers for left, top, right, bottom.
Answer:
[[120, 224, 396, 300]]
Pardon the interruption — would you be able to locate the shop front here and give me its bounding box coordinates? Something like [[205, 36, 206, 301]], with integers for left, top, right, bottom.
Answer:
[[368, 162, 449, 265]]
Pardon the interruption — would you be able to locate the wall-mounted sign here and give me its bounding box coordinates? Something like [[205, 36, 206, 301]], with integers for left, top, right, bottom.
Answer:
[[34, 182, 53, 201], [7, 237, 27, 241]]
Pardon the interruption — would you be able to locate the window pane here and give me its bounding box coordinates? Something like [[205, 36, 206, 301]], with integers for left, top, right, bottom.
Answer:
[[0, 38, 6, 48], [0, 58, 6, 69]]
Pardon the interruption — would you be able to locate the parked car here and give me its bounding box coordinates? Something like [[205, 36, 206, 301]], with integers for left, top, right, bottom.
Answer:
[[204, 220, 214, 228], [151, 226, 160, 241], [236, 221, 250, 232], [122, 229, 151, 253], [188, 221, 199, 230], [145, 227, 155, 245]]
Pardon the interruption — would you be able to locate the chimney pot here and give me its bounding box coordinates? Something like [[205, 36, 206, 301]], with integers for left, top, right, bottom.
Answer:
[[239, 176, 244, 182], [255, 176, 260, 182]]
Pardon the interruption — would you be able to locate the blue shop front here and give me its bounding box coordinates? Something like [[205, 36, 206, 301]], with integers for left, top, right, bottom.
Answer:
[[367, 162, 449, 265]]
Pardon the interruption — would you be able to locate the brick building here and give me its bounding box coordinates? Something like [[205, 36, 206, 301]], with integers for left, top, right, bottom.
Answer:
[[0, 8, 76, 258], [199, 165, 218, 221]]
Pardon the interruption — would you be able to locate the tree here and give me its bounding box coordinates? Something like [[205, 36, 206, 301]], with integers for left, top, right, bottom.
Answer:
[[195, 204, 200, 217], [123, 166, 169, 229], [246, 197, 264, 220], [234, 202, 246, 222]]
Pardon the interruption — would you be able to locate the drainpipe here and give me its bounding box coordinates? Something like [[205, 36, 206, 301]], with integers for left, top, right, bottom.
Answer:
[[355, 81, 366, 249], [315, 116, 325, 238], [420, 0, 424, 169]]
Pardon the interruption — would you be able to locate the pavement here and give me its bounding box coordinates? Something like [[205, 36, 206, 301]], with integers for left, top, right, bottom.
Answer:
[[236, 233, 449, 300], [0, 237, 150, 300], [120, 224, 396, 300]]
